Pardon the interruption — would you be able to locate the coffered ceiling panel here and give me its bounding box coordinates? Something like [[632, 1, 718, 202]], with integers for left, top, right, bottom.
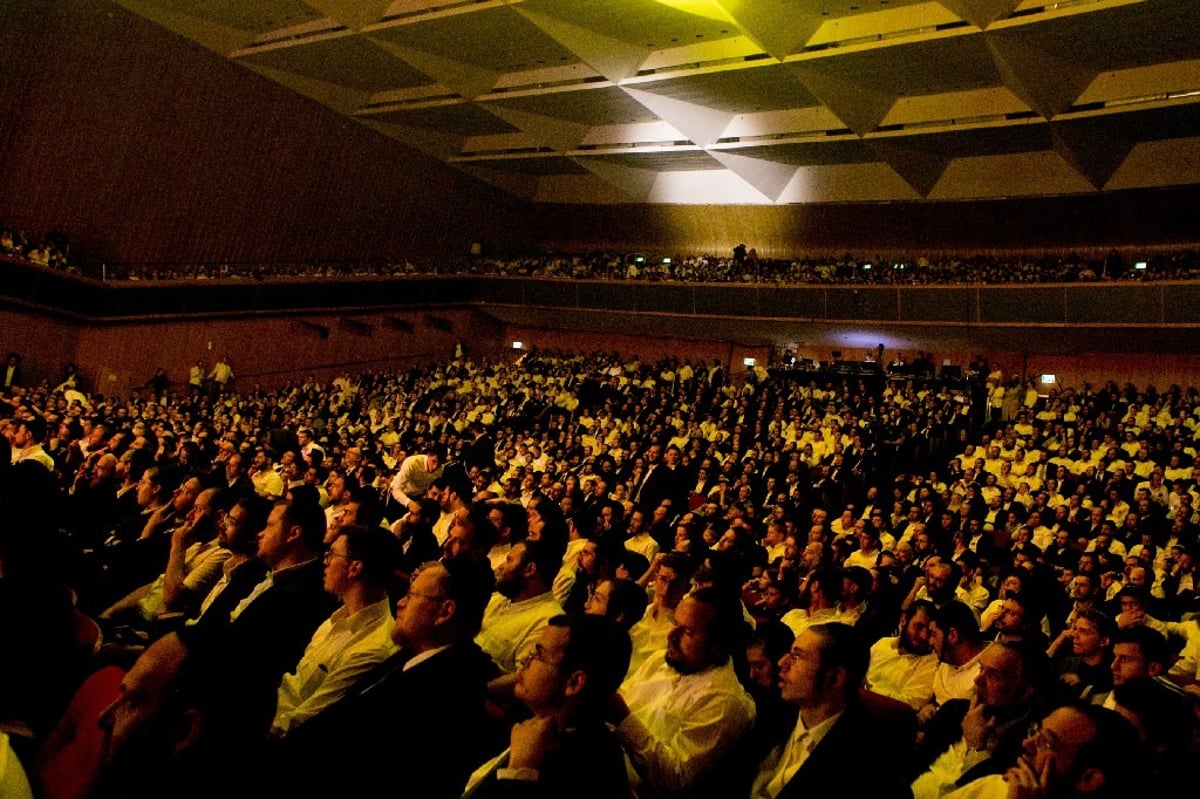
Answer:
[[114, 0, 1200, 204]]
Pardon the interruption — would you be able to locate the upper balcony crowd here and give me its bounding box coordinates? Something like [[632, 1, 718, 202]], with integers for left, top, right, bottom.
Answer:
[[1, 345, 1199, 799], [6, 219, 1200, 285]]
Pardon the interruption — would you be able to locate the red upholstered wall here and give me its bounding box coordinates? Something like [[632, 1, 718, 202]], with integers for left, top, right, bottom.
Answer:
[[0, 0, 529, 266]]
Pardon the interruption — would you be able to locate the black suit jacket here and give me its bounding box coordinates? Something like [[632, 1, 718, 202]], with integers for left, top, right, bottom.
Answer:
[[224, 474, 256, 500], [470, 720, 628, 799], [68, 477, 118, 549], [465, 433, 498, 473], [182, 557, 337, 702], [907, 698, 1034, 788], [190, 557, 269, 625], [273, 641, 502, 799], [775, 703, 912, 799], [636, 463, 686, 513]]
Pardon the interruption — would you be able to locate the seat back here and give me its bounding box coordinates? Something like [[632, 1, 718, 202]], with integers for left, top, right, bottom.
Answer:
[[34, 665, 125, 799]]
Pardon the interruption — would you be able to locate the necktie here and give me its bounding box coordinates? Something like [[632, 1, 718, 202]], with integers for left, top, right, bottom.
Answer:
[[764, 728, 810, 798]]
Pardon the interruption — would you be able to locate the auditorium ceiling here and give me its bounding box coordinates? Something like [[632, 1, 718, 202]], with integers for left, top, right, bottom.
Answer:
[[113, 0, 1200, 205]]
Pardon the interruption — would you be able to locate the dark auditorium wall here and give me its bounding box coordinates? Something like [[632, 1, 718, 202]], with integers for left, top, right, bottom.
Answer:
[[0, 307, 82, 387], [0, 307, 506, 396], [0, 0, 529, 266], [4, 301, 1199, 397], [74, 308, 506, 397], [526, 187, 1200, 259]]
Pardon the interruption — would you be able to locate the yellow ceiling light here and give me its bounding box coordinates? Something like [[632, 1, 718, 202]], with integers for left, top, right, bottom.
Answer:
[[651, 0, 738, 24]]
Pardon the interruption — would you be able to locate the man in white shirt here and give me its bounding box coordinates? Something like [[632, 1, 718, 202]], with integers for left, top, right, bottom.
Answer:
[[296, 427, 325, 468], [943, 704, 1140, 799], [956, 552, 991, 616], [476, 538, 563, 676], [866, 599, 938, 710], [323, 473, 353, 536], [207, 356, 233, 394], [10, 417, 53, 471], [188, 360, 204, 399], [610, 588, 756, 798], [623, 507, 659, 562], [918, 601, 985, 726], [249, 448, 285, 499], [625, 551, 695, 675], [388, 444, 445, 515], [98, 487, 230, 628], [780, 567, 844, 637], [431, 474, 470, 547], [909, 639, 1045, 799], [270, 525, 397, 736], [460, 614, 633, 798]]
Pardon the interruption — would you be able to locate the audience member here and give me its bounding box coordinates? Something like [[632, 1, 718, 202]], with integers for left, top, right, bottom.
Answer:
[[750, 622, 912, 798], [462, 614, 633, 798], [269, 524, 398, 736], [9, 344, 1200, 796], [610, 587, 756, 797]]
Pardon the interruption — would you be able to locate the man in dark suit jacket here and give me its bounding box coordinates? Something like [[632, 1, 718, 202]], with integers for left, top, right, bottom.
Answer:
[[906, 638, 1048, 797], [634, 444, 687, 518], [752, 622, 912, 799], [269, 556, 502, 799], [179, 497, 337, 712], [463, 614, 632, 799], [464, 421, 498, 474], [2, 352, 22, 388]]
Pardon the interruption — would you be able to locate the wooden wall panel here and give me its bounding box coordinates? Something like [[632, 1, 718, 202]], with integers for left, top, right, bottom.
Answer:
[[4, 306, 1200, 398], [0, 309, 490, 397], [1022, 353, 1200, 395], [0, 0, 530, 266], [0, 308, 83, 389]]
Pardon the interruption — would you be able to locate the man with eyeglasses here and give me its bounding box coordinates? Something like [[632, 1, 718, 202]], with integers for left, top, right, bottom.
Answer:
[[942, 704, 1141, 799], [189, 495, 271, 624], [269, 556, 500, 799], [462, 614, 632, 798], [910, 639, 1049, 799], [269, 524, 398, 736]]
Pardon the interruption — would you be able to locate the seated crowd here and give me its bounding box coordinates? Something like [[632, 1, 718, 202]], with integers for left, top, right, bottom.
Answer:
[[8, 220, 1200, 285], [1, 347, 1199, 799], [83, 248, 1200, 283], [0, 225, 71, 272]]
